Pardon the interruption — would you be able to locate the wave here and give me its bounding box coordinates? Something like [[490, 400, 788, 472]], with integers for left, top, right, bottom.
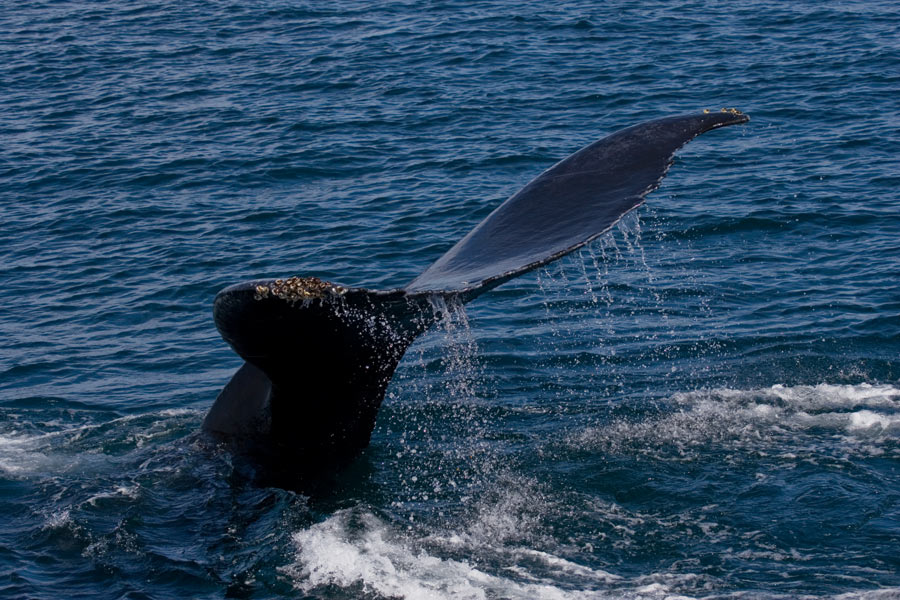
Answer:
[[0, 408, 200, 478], [283, 501, 900, 600], [570, 383, 900, 462]]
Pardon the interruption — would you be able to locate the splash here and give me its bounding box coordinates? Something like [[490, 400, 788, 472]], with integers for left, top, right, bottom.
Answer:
[[379, 295, 495, 527], [282, 505, 632, 600], [426, 294, 482, 404]]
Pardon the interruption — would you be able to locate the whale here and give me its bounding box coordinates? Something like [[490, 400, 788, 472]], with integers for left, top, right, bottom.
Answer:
[[203, 110, 750, 471]]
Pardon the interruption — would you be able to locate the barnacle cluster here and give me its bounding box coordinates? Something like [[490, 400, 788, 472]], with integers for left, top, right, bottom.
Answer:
[[253, 277, 346, 302], [702, 107, 743, 115]]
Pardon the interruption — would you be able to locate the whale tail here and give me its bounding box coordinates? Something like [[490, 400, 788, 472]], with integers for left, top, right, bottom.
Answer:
[[204, 110, 750, 467], [205, 280, 443, 464]]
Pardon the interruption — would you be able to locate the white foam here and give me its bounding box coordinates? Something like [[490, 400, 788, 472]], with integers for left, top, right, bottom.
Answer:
[[0, 431, 51, 475], [439, 473, 548, 549], [285, 516, 900, 600], [573, 383, 900, 458], [672, 383, 900, 412], [86, 484, 141, 506], [0, 408, 201, 477], [282, 469, 704, 599], [847, 410, 900, 432], [41, 508, 72, 531], [158, 408, 194, 417], [766, 383, 900, 410], [282, 469, 900, 600], [285, 510, 518, 600], [282, 509, 680, 600], [834, 590, 900, 600]]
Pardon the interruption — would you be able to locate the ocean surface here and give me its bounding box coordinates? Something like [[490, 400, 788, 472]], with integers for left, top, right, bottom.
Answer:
[[2, 1, 899, 598]]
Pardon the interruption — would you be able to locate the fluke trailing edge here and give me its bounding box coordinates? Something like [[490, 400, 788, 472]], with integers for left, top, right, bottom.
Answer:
[[204, 110, 750, 468]]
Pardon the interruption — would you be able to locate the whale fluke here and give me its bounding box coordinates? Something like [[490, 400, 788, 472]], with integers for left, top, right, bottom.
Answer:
[[205, 110, 750, 469], [407, 110, 749, 297]]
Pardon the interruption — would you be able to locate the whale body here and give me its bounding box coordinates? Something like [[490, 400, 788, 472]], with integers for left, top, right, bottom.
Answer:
[[204, 110, 750, 471]]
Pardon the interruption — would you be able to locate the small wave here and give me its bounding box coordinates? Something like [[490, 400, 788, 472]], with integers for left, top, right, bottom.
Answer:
[[284, 504, 900, 600], [86, 484, 141, 507], [761, 383, 900, 410], [0, 408, 201, 478], [570, 383, 900, 461], [834, 591, 900, 600], [282, 508, 689, 600], [0, 431, 55, 476], [283, 499, 900, 600]]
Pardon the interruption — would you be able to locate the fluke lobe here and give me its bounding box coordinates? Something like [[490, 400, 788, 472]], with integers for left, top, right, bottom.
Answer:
[[204, 110, 750, 471]]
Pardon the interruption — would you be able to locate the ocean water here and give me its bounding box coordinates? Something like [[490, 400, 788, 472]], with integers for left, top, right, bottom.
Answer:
[[2, 1, 899, 598]]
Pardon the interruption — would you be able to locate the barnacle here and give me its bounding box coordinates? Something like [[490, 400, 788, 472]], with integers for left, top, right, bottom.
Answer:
[[253, 285, 271, 300], [265, 276, 346, 303]]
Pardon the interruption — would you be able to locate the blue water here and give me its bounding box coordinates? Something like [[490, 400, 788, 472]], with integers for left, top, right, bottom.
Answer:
[[2, 1, 899, 598]]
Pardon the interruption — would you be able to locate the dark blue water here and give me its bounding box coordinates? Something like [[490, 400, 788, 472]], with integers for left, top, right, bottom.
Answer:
[[2, 1, 899, 598]]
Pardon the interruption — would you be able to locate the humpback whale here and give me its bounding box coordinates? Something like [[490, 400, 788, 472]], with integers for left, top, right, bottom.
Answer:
[[204, 110, 750, 470]]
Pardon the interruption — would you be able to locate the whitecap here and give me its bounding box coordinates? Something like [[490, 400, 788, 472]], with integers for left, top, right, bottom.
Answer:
[[571, 383, 900, 459], [282, 508, 692, 600]]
